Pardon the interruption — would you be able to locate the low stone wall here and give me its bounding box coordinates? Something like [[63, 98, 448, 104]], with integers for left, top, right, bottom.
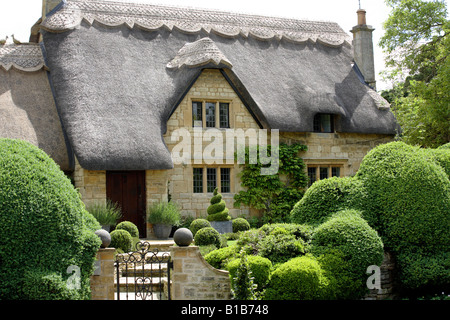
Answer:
[[170, 246, 231, 300], [90, 248, 115, 300]]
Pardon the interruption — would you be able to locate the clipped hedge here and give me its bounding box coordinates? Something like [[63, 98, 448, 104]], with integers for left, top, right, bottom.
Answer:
[[310, 209, 384, 276], [355, 142, 450, 254], [290, 176, 366, 226], [194, 227, 221, 247], [204, 245, 239, 270], [227, 255, 272, 291], [258, 233, 305, 264], [310, 209, 384, 299], [289, 141, 450, 294], [189, 218, 211, 237], [0, 138, 101, 299], [263, 255, 330, 300], [115, 221, 139, 238]]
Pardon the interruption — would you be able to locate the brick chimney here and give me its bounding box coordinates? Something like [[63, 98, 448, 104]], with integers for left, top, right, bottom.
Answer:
[[350, 9, 376, 90]]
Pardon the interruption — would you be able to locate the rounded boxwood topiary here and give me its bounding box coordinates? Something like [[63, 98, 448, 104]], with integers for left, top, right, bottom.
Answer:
[[110, 229, 132, 253], [290, 176, 366, 226], [115, 221, 139, 238], [232, 218, 250, 233], [310, 209, 384, 298], [290, 175, 372, 284], [189, 218, 211, 237], [194, 227, 221, 247], [227, 255, 272, 291], [311, 209, 384, 275], [207, 188, 231, 221], [263, 255, 330, 300], [204, 245, 239, 269], [0, 138, 101, 300], [355, 142, 450, 255]]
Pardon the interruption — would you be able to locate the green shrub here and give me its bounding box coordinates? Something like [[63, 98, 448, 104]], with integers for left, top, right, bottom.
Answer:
[[110, 229, 132, 253], [259, 233, 306, 264], [355, 142, 450, 261], [235, 228, 266, 255], [423, 147, 450, 179], [207, 188, 231, 221], [115, 221, 139, 238], [315, 249, 360, 300], [310, 209, 384, 298], [22, 270, 77, 300], [227, 255, 272, 291], [229, 249, 258, 300], [204, 245, 239, 269], [438, 142, 450, 149], [86, 199, 122, 226], [232, 218, 250, 233], [189, 218, 211, 237], [289, 141, 450, 294], [0, 138, 101, 299], [290, 176, 366, 226], [310, 209, 384, 276], [194, 227, 221, 247], [396, 250, 450, 293], [263, 255, 330, 300], [259, 223, 314, 242]]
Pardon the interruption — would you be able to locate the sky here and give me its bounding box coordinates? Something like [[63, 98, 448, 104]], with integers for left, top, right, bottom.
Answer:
[[0, 0, 425, 91]]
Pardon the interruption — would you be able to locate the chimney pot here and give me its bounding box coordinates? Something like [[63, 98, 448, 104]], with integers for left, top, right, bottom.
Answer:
[[357, 9, 367, 25]]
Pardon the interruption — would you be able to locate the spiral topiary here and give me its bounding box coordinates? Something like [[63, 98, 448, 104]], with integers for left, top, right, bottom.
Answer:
[[207, 188, 231, 221]]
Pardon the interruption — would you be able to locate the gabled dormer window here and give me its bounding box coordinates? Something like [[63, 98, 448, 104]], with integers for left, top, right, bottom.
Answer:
[[313, 114, 334, 133], [192, 101, 230, 128]]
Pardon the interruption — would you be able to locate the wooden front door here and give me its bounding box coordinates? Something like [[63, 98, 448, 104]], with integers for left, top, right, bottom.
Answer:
[[106, 171, 146, 238]]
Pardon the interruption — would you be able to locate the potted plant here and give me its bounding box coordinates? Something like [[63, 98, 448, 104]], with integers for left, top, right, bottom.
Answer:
[[86, 199, 122, 232], [147, 201, 181, 239], [207, 188, 232, 234]]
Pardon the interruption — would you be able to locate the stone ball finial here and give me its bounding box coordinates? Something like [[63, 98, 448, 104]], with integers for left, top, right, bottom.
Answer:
[[173, 228, 193, 247], [95, 229, 111, 248]]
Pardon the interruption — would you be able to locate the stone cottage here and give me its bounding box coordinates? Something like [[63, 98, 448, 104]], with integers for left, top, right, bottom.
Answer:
[[0, 0, 398, 237]]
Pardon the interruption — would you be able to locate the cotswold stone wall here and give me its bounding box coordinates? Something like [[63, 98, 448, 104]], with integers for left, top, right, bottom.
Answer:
[[90, 248, 115, 300], [163, 68, 260, 219], [73, 158, 106, 207], [170, 246, 231, 300]]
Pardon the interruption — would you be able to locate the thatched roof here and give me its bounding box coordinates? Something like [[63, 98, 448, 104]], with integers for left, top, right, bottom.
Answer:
[[0, 43, 72, 171], [39, 0, 399, 171]]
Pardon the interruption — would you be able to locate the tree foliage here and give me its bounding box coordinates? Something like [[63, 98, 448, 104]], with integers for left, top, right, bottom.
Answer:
[[380, 0, 449, 147]]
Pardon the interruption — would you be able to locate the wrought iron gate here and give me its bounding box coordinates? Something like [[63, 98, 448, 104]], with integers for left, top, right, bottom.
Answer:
[[115, 241, 172, 300]]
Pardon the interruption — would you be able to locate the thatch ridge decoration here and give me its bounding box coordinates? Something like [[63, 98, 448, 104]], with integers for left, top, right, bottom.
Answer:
[[40, 0, 351, 47], [167, 37, 233, 70], [0, 43, 47, 72]]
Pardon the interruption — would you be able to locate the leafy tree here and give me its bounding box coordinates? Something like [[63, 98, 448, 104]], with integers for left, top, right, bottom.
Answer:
[[233, 143, 308, 223], [379, 0, 449, 147]]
